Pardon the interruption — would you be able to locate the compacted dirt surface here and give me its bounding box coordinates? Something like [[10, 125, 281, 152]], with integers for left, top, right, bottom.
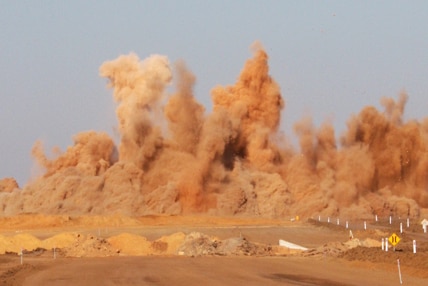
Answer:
[[0, 214, 427, 285]]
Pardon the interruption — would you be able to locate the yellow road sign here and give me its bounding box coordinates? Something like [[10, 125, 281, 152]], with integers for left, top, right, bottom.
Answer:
[[388, 233, 401, 246]]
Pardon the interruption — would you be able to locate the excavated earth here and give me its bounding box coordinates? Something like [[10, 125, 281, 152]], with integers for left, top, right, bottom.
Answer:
[[0, 214, 427, 285]]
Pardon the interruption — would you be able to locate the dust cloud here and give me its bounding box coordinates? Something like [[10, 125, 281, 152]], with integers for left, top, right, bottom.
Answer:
[[1, 43, 427, 219]]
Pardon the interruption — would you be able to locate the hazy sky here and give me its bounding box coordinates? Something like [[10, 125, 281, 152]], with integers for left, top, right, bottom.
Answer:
[[1, 1, 427, 186]]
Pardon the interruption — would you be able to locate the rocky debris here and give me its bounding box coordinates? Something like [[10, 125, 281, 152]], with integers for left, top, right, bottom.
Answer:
[[177, 232, 216, 256], [155, 232, 186, 255], [303, 237, 382, 258], [303, 241, 348, 257], [0, 230, 383, 258], [177, 232, 272, 257], [60, 233, 116, 257]]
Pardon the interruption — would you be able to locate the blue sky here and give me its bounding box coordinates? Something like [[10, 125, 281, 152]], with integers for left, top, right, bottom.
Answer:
[[1, 1, 427, 186]]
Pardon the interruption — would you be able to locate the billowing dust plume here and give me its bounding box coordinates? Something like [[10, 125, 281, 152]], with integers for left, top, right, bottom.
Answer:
[[1, 44, 427, 219]]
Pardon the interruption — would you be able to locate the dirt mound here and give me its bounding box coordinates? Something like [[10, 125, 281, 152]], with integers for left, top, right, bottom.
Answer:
[[0, 234, 42, 254], [340, 244, 428, 279], [0, 214, 72, 230], [105, 231, 276, 257], [42, 232, 80, 249], [0, 232, 117, 257], [0, 214, 144, 231], [59, 233, 115, 257], [177, 232, 272, 257], [107, 233, 152, 256], [302, 237, 383, 258], [155, 232, 187, 255]]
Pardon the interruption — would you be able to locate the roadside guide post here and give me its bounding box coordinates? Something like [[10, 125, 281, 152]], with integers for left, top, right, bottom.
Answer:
[[397, 259, 403, 284], [421, 219, 428, 233]]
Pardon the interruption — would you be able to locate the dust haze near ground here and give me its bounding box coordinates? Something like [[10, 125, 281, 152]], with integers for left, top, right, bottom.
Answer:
[[1, 43, 427, 219]]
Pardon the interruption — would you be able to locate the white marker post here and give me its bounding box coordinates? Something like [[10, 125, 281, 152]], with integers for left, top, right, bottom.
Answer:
[[390, 216, 392, 225], [397, 259, 403, 284], [381, 238, 384, 251], [327, 217, 330, 223], [407, 218, 410, 228], [337, 218, 339, 225], [364, 221, 367, 230], [318, 215, 321, 222], [413, 240, 417, 254], [375, 215, 378, 222], [346, 221, 349, 229], [400, 222, 403, 234], [385, 239, 389, 252]]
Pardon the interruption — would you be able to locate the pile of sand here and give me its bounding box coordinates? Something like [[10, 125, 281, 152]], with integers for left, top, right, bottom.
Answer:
[[42, 233, 78, 249], [0, 226, 385, 258], [0, 233, 41, 254], [107, 233, 152, 256], [0, 231, 278, 257], [155, 232, 187, 255], [60, 233, 114, 257]]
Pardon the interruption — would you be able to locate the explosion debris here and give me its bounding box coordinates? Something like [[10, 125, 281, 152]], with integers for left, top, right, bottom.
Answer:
[[1, 43, 427, 219]]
